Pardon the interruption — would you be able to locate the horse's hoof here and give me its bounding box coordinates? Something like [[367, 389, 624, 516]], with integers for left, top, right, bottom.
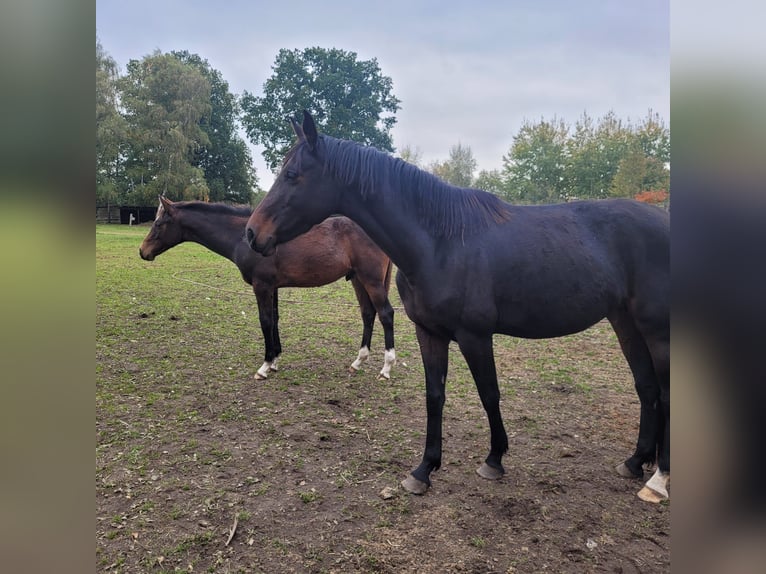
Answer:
[[254, 373, 267, 380], [616, 462, 641, 478], [477, 462, 504, 480], [378, 372, 390, 381], [348, 365, 359, 374], [637, 485, 668, 503], [401, 475, 429, 495]]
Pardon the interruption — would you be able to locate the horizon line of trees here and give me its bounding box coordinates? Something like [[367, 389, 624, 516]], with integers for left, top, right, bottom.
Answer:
[[97, 38, 669, 211], [403, 110, 669, 205]]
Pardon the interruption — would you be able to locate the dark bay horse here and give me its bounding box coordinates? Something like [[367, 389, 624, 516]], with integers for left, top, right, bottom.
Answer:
[[245, 112, 670, 503], [139, 196, 396, 380]]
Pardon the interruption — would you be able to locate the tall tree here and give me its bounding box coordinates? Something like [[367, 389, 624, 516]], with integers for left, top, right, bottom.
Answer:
[[171, 51, 257, 204], [609, 146, 648, 198], [96, 38, 127, 208], [610, 145, 669, 198], [119, 51, 211, 204], [635, 109, 670, 164], [241, 47, 401, 171], [567, 111, 634, 200], [429, 142, 477, 187], [502, 118, 569, 203]]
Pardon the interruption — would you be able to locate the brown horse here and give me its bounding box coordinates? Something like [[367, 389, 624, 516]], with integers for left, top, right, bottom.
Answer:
[[139, 196, 396, 379]]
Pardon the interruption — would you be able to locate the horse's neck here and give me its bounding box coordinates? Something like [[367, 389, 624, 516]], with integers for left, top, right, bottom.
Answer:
[[341, 189, 432, 278], [181, 210, 246, 263]]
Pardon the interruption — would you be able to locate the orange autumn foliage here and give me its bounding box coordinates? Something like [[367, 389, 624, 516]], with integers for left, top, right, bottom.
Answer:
[[634, 189, 669, 204]]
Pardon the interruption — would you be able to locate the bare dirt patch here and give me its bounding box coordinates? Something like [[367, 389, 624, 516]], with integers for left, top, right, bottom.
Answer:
[[97, 231, 668, 573]]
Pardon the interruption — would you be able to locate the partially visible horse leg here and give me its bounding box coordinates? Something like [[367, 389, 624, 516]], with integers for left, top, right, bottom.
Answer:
[[375, 297, 396, 380], [354, 263, 396, 379], [456, 330, 508, 481], [270, 288, 282, 372], [402, 325, 450, 494], [348, 277, 375, 374], [635, 319, 670, 503], [609, 309, 661, 479], [253, 285, 280, 380], [366, 285, 396, 380]]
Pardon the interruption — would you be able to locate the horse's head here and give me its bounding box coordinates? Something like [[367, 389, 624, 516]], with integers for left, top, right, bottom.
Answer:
[[139, 196, 183, 261], [246, 111, 341, 256]]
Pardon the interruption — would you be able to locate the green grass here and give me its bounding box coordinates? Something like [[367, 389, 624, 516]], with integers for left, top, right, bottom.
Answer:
[[96, 223, 637, 573]]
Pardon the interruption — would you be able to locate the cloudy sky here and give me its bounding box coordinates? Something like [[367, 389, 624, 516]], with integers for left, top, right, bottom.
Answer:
[[96, 0, 669, 189]]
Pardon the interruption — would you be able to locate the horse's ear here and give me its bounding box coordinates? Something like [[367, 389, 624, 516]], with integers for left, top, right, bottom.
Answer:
[[290, 116, 306, 142], [159, 195, 176, 215], [302, 110, 318, 151]]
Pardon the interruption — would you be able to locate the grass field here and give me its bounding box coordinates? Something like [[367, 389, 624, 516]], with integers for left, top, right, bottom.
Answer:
[[97, 223, 669, 573]]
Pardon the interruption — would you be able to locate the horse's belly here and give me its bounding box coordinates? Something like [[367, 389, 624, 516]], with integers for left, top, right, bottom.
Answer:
[[495, 296, 610, 339]]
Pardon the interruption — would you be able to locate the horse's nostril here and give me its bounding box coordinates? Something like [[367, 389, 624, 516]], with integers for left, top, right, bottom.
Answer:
[[246, 227, 254, 243]]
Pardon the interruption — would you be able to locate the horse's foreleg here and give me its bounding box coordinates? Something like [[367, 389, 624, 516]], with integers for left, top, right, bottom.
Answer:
[[456, 330, 508, 481], [254, 286, 279, 380], [401, 325, 449, 495]]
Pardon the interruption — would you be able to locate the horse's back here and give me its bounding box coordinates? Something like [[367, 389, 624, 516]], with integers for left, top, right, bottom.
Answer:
[[267, 216, 389, 288], [462, 199, 668, 338]]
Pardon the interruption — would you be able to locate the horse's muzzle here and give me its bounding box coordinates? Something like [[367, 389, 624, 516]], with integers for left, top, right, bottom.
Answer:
[[139, 247, 154, 261], [246, 226, 276, 256]]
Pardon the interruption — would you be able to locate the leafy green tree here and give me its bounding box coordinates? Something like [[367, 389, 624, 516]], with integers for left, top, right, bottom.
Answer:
[[171, 51, 257, 204], [502, 118, 569, 203], [429, 143, 477, 187], [567, 111, 634, 200], [635, 109, 670, 164], [501, 111, 669, 204], [610, 145, 669, 198], [241, 47, 401, 171], [633, 110, 670, 194], [119, 51, 211, 204], [474, 169, 510, 198], [609, 146, 648, 198], [96, 38, 127, 208]]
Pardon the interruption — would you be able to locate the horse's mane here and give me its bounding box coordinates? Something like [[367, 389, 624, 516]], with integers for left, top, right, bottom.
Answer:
[[318, 135, 512, 238], [179, 201, 253, 217]]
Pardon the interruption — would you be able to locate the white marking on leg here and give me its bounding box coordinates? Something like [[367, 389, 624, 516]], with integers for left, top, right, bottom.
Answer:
[[646, 468, 670, 498], [350, 346, 370, 371], [255, 361, 273, 379], [638, 467, 670, 502], [379, 348, 396, 379], [270, 357, 279, 372]]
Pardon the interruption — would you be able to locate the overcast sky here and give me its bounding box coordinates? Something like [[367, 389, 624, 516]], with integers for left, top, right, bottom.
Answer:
[[96, 0, 669, 189]]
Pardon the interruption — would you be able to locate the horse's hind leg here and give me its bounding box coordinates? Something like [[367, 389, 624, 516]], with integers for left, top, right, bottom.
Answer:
[[349, 277, 376, 373], [368, 289, 396, 380], [608, 310, 661, 479], [635, 315, 670, 503]]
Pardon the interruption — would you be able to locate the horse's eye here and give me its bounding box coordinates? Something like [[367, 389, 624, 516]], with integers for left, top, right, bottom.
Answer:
[[285, 169, 298, 181]]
